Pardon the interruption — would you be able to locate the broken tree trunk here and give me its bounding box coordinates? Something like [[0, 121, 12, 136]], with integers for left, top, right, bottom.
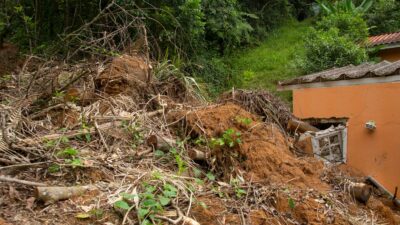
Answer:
[[344, 182, 372, 204], [188, 148, 208, 161], [35, 186, 91, 204], [146, 134, 175, 151], [287, 119, 320, 133]]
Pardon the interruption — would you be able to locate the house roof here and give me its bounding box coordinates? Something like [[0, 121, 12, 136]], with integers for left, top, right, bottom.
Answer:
[[368, 32, 400, 47], [278, 60, 400, 88]]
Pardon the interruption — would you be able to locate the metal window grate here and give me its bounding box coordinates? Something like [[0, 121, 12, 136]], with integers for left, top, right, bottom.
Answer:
[[311, 126, 347, 164]]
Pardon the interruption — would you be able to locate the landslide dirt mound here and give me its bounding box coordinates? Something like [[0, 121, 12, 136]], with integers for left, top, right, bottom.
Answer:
[[95, 54, 151, 101], [182, 103, 327, 189]]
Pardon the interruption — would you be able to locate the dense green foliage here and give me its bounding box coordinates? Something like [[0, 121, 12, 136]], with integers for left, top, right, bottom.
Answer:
[[302, 28, 367, 72], [301, 6, 369, 73], [1, 0, 399, 97], [316, 0, 373, 15], [224, 20, 310, 101], [365, 0, 400, 35], [316, 13, 368, 42], [202, 0, 254, 53]]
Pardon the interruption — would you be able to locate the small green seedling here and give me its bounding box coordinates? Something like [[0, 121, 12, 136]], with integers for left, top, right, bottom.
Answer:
[[48, 164, 61, 173], [57, 147, 83, 168], [235, 116, 253, 126], [206, 172, 215, 181], [231, 178, 247, 198], [170, 148, 187, 175], [57, 147, 79, 157], [288, 197, 296, 209], [211, 128, 241, 148]]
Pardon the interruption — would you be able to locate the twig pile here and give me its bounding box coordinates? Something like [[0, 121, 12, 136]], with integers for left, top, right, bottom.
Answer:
[[219, 89, 293, 132]]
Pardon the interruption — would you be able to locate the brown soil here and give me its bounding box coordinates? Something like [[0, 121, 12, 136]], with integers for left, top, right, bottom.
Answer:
[[95, 54, 151, 101], [183, 103, 328, 190], [191, 196, 281, 225], [0, 43, 21, 77]]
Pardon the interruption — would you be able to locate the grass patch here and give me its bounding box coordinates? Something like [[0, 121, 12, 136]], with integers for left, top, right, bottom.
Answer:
[[224, 20, 311, 101]]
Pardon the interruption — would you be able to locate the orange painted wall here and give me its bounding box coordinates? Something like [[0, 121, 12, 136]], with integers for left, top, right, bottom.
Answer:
[[378, 48, 400, 62], [293, 82, 400, 193]]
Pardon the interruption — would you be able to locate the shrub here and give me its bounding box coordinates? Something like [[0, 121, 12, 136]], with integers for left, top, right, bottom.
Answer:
[[202, 0, 254, 53], [185, 55, 238, 96], [302, 28, 368, 73], [365, 0, 400, 35], [316, 12, 369, 42]]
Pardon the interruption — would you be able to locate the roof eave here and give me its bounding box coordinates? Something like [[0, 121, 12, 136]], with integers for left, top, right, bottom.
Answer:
[[277, 74, 400, 91]]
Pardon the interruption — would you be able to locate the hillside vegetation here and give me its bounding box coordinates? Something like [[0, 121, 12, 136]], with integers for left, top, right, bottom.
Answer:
[[225, 20, 310, 100]]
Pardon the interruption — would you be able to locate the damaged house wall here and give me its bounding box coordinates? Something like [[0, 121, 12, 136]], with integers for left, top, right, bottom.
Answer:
[[292, 81, 400, 194]]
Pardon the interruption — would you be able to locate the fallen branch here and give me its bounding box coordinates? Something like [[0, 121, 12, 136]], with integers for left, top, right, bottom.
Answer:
[[35, 186, 91, 204], [0, 175, 46, 186], [287, 119, 320, 133], [21, 122, 114, 145]]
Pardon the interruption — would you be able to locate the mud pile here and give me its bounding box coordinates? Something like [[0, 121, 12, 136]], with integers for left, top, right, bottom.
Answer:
[[183, 103, 325, 189], [95, 54, 151, 101], [178, 103, 400, 225]]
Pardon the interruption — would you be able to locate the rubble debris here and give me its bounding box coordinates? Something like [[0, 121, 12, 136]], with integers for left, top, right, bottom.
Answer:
[[294, 132, 314, 155], [294, 124, 347, 164]]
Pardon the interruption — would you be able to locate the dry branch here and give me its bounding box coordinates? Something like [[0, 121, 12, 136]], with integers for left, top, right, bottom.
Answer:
[[21, 122, 115, 145], [0, 175, 46, 186]]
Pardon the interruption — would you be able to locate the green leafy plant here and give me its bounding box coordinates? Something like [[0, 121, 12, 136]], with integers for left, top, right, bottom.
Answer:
[[211, 128, 241, 148], [206, 172, 216, 181], [302, 28, 368, 73], [45, 139, 57, 148], [366, 0, 400, 35], [114, 183, 178, 224], [75, 208, 104, 219], [317, 0, 373, 15], [48, 164, 61, 173], [57, 147, 79, 157], [57, 147, 83, 168], [121, 120, 144, 148], [288, 197, 296, 209], [170, 148, 187, 175], [235, 116, 253, 126], [230, 178, 246, 198], [80, 123, 91, 143], [316, 12, 368, 42], [194, 136, 206, 146]]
